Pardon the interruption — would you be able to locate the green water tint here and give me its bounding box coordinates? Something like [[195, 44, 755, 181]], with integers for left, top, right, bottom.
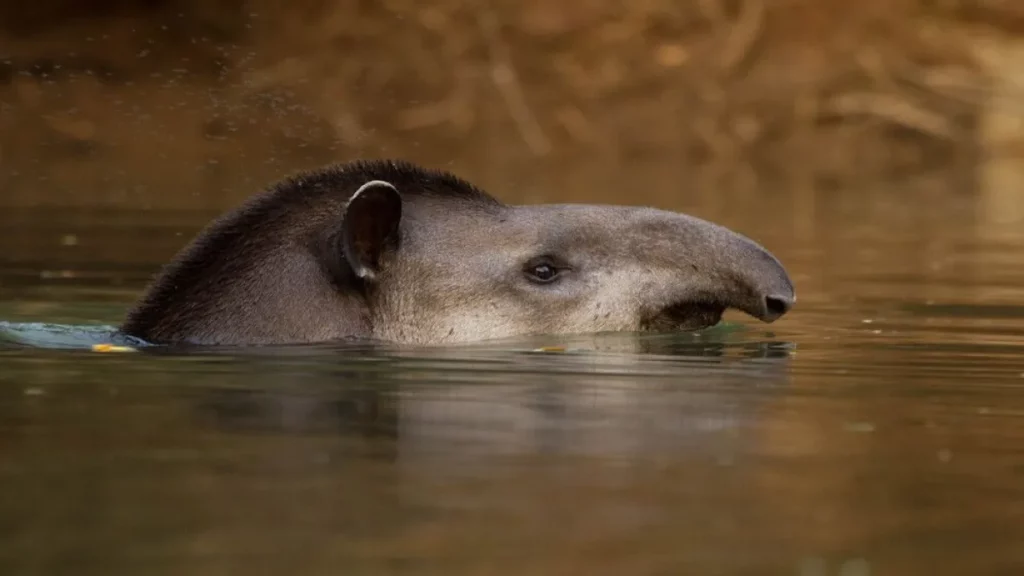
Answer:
[[0, 321, 146, 350]]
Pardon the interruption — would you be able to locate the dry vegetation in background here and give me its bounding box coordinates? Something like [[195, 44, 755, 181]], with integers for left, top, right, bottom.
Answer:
[[0, 0, 1021, 208]]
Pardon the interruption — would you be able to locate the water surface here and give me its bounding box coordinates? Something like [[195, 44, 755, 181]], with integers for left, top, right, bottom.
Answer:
[[2, 184, 1024, 576]]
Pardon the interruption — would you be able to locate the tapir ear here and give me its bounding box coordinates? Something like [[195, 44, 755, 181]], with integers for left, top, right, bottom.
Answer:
[[341, 180, 403, 282]]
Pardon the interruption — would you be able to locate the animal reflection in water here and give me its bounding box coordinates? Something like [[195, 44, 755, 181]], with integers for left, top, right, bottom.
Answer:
[[191, 333, 793, 465]]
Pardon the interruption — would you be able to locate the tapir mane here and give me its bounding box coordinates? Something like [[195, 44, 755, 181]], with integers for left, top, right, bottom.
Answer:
[[193, 159, 504, 244], [274, 159, 502, 213]]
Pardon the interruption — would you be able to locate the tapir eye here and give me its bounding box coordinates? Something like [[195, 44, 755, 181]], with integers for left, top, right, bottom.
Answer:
[[531, 264, 557, 282], [523, 256, 566, 284]]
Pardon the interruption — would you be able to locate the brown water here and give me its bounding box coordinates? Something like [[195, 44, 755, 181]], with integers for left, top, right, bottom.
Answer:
[[2, 180, 1024, 576]]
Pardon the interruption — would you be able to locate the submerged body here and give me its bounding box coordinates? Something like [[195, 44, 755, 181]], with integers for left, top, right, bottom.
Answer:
[[121, 160, 795, 346]]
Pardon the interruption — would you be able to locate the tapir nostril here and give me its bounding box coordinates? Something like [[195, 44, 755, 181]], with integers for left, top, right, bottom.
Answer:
[[763, 294, 794, 320]]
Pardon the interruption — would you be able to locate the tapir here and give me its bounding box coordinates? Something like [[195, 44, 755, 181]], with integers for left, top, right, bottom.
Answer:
[[120, 159, 795, 346]]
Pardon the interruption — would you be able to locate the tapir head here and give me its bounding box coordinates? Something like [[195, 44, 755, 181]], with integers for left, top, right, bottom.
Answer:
[[121, 160, 795, 346]]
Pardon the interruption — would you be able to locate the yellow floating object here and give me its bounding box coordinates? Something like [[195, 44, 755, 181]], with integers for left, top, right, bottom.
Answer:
[[532, 345, 567, 353], [91, 343, 137, 353]]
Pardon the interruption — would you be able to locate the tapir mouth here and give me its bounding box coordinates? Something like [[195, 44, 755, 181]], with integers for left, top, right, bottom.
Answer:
[[639, 300, 728, 333]]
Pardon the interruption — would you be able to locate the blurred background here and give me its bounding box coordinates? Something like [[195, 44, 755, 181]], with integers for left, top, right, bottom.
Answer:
[[3, 0, 1024, 208]]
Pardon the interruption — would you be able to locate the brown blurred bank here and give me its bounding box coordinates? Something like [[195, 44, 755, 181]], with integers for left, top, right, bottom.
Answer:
[[1, 0, 1024, 210]]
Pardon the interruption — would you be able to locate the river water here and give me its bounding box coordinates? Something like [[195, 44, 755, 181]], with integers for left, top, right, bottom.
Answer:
[[2, 176, 1024, 576]]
